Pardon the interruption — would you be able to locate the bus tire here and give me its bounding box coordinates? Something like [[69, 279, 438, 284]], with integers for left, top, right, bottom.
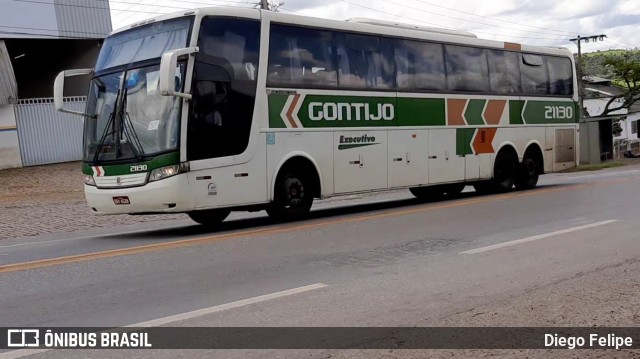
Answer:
[[475, 149, 517, 194], [267, 171, 313, 220], [515, 149, 541, 190], [187, 209, 230, 226], [492, 150, 517, 192]]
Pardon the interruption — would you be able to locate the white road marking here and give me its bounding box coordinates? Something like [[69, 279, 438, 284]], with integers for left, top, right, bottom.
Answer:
[[127, 283, 328, 327], [460, 220, 618, 255], [0, 283, 328, 359]]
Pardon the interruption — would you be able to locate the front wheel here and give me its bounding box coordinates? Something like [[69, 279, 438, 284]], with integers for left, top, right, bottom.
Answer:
[[267, 172, 313, 220], [187, 209, 230, 227]]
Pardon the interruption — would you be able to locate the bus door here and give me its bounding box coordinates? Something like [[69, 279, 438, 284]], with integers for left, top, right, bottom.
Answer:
[[186, 17, 264, 208]]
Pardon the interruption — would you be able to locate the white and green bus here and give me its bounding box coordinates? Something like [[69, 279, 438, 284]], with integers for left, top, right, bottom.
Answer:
[[54, 7, 578, 225]]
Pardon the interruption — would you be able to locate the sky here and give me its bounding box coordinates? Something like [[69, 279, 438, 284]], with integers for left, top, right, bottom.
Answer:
[[108, 0, 640, 53]]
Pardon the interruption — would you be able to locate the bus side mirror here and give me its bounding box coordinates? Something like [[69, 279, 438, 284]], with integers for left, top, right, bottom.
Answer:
[[54, 69, 93, 116], [159, 46, 198, 100]]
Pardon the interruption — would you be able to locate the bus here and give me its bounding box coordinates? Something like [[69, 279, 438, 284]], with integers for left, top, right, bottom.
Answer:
[[53, 7, 578, 226]]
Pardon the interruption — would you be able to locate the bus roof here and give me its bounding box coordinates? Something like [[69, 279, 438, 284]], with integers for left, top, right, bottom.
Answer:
[[110, 7, 572, 58]]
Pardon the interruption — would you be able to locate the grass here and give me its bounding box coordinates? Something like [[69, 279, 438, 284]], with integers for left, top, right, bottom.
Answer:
[[583, 49, 638, 57]]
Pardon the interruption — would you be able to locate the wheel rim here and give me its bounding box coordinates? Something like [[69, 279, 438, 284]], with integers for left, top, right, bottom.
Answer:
[[283, 177, 305, 208]]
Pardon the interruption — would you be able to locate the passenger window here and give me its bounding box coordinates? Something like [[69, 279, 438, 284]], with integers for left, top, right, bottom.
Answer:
[[487, 50, 521, 94], [547, 56, 573, 96], [337, 33, 396, 89], [521, 54, 549, 95], [267, 25, 337, 87], [444, 45, 490, 92], [395, 40, 445, 91]]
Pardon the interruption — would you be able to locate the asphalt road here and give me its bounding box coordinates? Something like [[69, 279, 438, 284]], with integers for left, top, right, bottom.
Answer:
[[2, 166, 640, 358]]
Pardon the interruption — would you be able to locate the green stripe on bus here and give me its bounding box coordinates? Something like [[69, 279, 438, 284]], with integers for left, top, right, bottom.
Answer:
[[522, 101, 577, 124], [85, 152, 180, 176], [396, 98, 446, 126], [456, 128, 475, 156], [268, 95, 288, 128], [465, 100, 486, 126], [509, 100, 525, 125], [82, 163, 92, 175]]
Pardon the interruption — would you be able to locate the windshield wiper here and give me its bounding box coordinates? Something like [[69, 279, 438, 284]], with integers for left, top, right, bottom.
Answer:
[[120, 88, 146, 161], [92, 89, 120, 164]]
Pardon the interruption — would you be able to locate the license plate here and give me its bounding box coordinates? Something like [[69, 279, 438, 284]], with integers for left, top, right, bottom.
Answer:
[[113, 196, 130, 205]]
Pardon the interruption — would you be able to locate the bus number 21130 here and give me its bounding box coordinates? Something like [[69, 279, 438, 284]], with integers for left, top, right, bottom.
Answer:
[[545, 105, 573, 120]]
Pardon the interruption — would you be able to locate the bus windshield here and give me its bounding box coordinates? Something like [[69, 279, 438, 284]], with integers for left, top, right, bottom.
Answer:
[[83, 63, 185, 163], [96, 17, 192, 71]]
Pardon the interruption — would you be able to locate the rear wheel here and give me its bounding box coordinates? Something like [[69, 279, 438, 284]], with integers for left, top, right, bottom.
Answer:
[[267, 172, 313, 220], [493, 152, 516, 192], [515, 156, 540, 190], [187, 209, 230, 227], [474, 150, 517, 194]]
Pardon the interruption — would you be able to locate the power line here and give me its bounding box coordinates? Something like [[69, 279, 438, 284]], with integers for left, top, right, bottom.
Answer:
[[377, 0, 569, 39], [114, 0, 162, 24], [410, 0, 579, 36], [339, 0, 571, 41], [279, 6, 305, 15], [607, 37, 639, 50]]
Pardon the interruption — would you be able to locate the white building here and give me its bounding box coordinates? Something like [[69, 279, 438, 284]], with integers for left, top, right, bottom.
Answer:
[[583, 77, 640, 158], [0, 0, 112, 169]]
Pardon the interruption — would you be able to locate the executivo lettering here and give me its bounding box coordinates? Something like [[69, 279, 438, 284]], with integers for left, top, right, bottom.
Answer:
[[338, 134, 379, 150], [309, 102, 395, 122]]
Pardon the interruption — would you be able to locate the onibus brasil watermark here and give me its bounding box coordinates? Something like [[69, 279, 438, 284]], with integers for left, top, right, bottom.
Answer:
[[7, 329, 151, 349]]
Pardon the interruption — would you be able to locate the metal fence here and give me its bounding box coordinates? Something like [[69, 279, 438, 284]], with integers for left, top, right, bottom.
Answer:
[[15, 97, 86, 166]]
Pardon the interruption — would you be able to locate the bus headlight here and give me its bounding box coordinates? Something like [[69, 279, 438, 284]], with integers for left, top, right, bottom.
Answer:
[[84, 174, 96, 186], [149, 163, 189, 182]]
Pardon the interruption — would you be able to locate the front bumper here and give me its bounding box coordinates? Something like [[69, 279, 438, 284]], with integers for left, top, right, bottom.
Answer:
[[85, 174, 194, 214]]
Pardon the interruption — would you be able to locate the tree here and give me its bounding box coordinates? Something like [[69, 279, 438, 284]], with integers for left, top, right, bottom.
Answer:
[[598, 52, 640, 116], [256, 0, 284, 11]]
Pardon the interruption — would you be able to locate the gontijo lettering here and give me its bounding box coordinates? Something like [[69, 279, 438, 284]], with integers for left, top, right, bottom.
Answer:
[[309, 102, 395, 121]]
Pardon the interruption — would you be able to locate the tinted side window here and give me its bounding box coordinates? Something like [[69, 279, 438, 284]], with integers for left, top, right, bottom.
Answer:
[[337, 33, 396, 89], [188, 17, 260, 160], [267, 25, 337, 87], [547, 56, 573, 96], [521, 54, 548, 95], [395, 40, 445, 91], [445, 45, 490, 92], [487, 50, 521, 94]]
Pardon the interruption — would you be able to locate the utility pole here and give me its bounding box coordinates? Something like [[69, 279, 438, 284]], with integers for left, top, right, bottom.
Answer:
[[569, 34, 607, 120]]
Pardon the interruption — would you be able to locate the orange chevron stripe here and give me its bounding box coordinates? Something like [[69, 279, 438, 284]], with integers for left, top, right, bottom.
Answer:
[[504, 42, 522, 51], [484, 100, 506, 125], [473, 128, 498, 154], [447, 99, 467, 126], [286, 94, 300, 128]]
